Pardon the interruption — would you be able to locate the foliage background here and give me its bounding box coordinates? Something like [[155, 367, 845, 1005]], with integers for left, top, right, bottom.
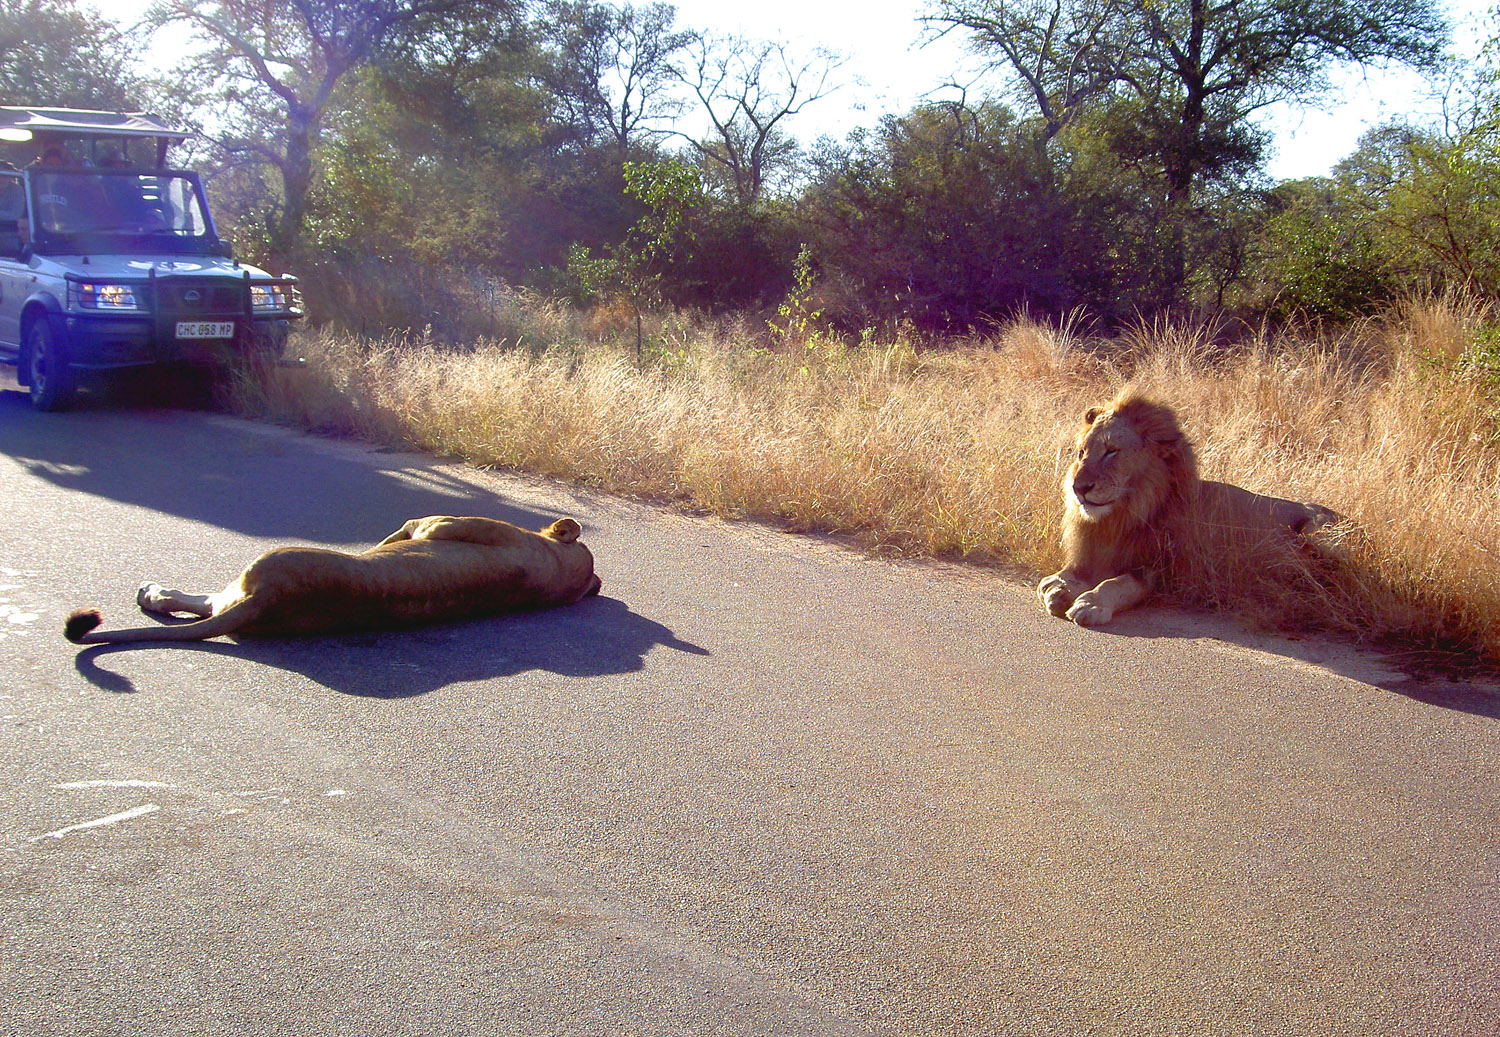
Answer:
[[3, 0, 1491, 337]]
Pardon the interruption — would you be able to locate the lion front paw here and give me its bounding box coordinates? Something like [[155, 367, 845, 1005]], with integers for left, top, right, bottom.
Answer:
[[1065, 592, 1114, 627], [1038, 571, 1081, 617]]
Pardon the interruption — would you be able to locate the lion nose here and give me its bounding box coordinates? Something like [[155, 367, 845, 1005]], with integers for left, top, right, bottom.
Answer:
[[1073, 478, 1094, 499]]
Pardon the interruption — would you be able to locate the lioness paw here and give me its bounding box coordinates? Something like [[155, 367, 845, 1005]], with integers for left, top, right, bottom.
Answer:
[[137, 582, 168, 612], [1066, 594, 1114, 627]]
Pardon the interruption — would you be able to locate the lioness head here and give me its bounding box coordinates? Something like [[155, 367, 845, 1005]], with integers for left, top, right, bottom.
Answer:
[[1066, 390, 1196, 527], [544, 517, 582, 543]]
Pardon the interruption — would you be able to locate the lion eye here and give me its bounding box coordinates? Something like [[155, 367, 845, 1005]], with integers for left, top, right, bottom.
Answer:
[[1103, 447, 1118, 458]]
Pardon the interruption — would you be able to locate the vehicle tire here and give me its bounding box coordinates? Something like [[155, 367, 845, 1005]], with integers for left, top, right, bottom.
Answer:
[[24, 318, 77, 412]]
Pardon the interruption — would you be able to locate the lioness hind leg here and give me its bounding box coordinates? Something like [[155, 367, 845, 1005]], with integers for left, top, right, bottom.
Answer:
[[390, 516, 527, 547], [137, 582, 215, 618], [1038, 570, 1088, 617], [373, 515, 584, 549], [375, 518, 422, 547]]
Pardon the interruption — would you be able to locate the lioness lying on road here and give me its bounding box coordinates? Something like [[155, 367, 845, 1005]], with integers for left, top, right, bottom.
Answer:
[[65, 515, 602, 644], [1038, 389, 1339, 627]]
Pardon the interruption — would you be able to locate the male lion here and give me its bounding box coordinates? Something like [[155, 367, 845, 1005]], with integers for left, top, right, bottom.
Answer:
[[1038, 389, 1338, 626], [65, 515, 602, 644]]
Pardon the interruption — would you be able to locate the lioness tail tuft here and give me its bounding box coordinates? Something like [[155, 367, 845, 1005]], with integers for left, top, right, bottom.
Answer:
[[64, 608, 104, 643]]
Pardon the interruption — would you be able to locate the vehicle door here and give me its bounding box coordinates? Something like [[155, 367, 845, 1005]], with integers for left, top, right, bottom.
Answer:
[[0, 172, 26, 353]]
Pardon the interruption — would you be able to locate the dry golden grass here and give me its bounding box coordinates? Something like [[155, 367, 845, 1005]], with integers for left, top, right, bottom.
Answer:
[[235, 294, 1500, 669]]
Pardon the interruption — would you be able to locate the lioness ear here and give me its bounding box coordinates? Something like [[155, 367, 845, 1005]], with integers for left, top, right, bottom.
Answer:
[[546, 518, 582, 543], [1084, 406, 1103, 424]]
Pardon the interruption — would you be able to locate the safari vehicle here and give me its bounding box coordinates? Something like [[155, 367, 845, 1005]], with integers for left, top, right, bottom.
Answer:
[[0, 107, 302, 410]]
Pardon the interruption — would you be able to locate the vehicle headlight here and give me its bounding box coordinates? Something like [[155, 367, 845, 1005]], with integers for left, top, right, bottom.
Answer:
[[251, 283, 297, 311], [71, 282, 141, 310]]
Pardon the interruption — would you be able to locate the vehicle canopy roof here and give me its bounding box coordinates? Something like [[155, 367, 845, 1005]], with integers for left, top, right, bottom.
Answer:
[[0, 106, 190, 168]]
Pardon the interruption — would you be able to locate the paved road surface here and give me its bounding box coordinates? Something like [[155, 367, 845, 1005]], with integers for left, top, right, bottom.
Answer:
[[1, 385, 1497, 1036]]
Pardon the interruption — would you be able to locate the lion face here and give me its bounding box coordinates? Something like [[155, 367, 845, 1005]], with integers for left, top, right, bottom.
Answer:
[[1068, 411, 1150, 522], [1064, 395, 1195, 529]]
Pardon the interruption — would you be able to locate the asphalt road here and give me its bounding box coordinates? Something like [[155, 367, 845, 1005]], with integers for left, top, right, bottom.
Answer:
[[1, 382, 1497, 1037]]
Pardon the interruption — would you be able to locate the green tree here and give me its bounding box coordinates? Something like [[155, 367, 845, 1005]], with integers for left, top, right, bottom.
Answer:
[[567, 158, 702, 353], [147, 0, 521, 254], [0, 0, 140, 109], [931, 0, 1449, 296], [284, 9, 665, 334], [1336, 121, 1500, 296], [934, 0, 1447, 204], [1331, 12, 1500, 298], [309, 12, 604, 269], [1240, 177, 1392, 320], [802, 100, 1117, 329]]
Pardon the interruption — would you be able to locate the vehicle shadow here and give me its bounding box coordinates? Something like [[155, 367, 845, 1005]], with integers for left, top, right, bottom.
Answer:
[[0, 385, 552, 544], [71, 594, 710, 698]]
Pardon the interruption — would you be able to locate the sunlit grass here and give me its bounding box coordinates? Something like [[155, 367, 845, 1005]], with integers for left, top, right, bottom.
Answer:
[[234, 292, 1500, 669]]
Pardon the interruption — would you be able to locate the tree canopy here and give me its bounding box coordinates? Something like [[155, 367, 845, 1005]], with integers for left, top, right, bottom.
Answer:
[[932, 0, 1448, 202], [145, 0, 524, 252], [0, 0, 141, 108], [15, 0, 1489, 332]]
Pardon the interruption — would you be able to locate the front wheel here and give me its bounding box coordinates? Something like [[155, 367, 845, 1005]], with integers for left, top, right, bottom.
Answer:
[[24, 318, 77, 411]]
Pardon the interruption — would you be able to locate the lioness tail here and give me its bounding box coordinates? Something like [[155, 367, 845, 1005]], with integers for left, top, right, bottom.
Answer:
[[65, 608, 106, 643], [64, 599, 260, 644]]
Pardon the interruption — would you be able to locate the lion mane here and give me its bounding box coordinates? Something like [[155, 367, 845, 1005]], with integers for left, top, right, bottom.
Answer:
[[1038, 388, 1338, 626], [65, 515, 602, 644]]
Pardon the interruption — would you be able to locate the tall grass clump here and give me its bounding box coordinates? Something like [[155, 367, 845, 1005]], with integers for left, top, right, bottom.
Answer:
[[235, 291, 1500, 669]]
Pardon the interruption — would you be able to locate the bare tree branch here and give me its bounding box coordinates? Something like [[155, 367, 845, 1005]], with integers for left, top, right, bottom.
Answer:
[[668, 34, 845, 205]]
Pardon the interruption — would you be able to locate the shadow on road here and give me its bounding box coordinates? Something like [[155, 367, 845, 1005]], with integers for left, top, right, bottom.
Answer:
[[1091, 606, 1500, 720], [0, 387, 551, 545], [71, 594, 709, 697]]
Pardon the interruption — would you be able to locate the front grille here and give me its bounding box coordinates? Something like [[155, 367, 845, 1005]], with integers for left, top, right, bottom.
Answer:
[[157, 280, 243, 316]]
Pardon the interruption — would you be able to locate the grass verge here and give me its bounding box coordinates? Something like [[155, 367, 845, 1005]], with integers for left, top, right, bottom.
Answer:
[[233, 293, 1500, 672]]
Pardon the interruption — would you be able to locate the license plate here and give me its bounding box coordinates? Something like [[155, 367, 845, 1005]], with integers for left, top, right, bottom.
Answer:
[[176, 321, 235, 339]]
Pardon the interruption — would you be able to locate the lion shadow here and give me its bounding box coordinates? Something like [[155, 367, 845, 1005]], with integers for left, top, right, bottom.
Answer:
[[71, 594, 709, 698], [1084, 605, 1500, 721]]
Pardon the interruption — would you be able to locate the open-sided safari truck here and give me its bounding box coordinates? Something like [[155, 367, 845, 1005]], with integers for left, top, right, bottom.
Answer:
[[0, 107, 303, 410]]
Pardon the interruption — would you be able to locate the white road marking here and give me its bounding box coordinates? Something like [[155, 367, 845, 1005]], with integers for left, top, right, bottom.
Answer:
[[0, 602, 40, 637], [0, 574, 41, 637], [51, 780, 175, 790], [29, 804, 160, 842]]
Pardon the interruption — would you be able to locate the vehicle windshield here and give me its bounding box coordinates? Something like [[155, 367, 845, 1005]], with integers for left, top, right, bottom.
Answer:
[[30, 170, 216, 252]]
